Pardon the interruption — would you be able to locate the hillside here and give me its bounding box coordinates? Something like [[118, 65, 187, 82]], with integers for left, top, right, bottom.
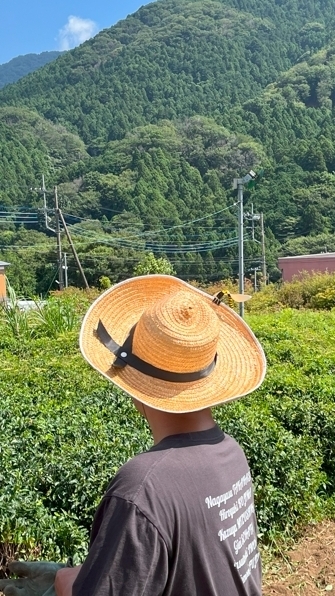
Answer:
[[1, 0, 335, 292], [0, 106, 87, 204], [233, 43, 335, 240], [0, 51, 63, 89], [2, 0, 334, 142]]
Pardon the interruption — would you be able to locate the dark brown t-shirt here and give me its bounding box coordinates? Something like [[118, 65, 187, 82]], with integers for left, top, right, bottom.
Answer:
[[73, 426, 261, 596]]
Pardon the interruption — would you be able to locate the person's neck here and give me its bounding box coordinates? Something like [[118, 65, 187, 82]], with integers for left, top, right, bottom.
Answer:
[[144, 406, 216, 445]]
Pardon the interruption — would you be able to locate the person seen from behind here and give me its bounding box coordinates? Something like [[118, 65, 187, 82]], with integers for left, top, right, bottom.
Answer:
[[1, 275, 266, 596]]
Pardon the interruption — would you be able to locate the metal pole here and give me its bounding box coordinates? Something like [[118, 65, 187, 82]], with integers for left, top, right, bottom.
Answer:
[[237, 179, 244, 317], [54, 186, 64, 290], [260, 212, 266, 285], [254, 269, 257, 292], [58, 209, 89, 289], [63, 252, 68, 288]]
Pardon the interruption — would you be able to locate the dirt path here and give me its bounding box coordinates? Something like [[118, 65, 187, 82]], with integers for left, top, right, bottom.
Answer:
[[263, 521, 335, 595]]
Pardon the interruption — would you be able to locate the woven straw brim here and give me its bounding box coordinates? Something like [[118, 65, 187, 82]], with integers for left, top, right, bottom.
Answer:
[[80, 276, 266, 413]]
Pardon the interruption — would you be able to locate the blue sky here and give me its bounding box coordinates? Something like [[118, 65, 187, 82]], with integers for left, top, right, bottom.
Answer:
[[0, 0, 154, 65]]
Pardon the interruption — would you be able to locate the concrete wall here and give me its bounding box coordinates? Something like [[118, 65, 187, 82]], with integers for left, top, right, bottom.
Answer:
[[278, 254, 335, 282]]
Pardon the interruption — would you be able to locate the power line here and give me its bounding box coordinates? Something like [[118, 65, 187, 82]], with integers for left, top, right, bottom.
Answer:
[[65, 203, 238, 241], [63, 219, 240, 247], [63, 213, 236, 236], [63, 225, 241, 253], [0, 211, 39, 215]]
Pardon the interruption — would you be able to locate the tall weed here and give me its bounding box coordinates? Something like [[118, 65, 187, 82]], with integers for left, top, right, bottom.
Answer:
[[32, 297, 80, 338], [0, 279, 32, 339]]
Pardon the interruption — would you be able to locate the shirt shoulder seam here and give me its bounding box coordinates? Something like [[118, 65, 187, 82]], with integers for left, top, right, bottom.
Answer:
[[104, 494, 170, 555]]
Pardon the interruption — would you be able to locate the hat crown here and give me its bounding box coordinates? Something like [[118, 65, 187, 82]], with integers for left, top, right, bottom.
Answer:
[[133, 290, 220, 373]]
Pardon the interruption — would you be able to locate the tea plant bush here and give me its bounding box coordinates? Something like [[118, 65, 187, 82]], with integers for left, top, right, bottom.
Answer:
[[0, 330, 152, 564], [250, 309, 335, 491], [1, 292, 335, 565]]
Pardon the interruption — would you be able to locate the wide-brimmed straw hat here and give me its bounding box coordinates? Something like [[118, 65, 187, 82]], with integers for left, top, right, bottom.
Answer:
[[80, 275, 266, 413]]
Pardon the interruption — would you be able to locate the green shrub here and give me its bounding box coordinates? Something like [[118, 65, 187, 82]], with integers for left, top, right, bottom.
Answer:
[[31, 297, 80, 338], [310, 287, 335, 309], [49, 288, 100, 317], [215, 402, 325, 540], [133, 252, 175, 276], [0, 330, 152, 563], [98, 276, 112, 290], [0, 286, 97, 343], [245, 285, 283, 313], [249, 309, 335, 492], [243, 272, 335, 313]]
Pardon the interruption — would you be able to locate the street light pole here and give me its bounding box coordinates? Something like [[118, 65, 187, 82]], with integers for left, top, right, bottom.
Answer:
[[233, 170, 258, 318]]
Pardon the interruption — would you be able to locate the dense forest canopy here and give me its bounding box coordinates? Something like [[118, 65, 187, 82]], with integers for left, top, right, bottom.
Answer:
[[3, 0, 334, 142], [1, 0, 335, 293], [0, 51, 63, 89]]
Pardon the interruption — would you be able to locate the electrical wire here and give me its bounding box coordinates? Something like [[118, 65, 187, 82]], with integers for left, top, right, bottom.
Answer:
[[63, 220, 240, 250], [63, 202, 238, 242], [0, 244, 56, 250], [63, 225, 241, 252]]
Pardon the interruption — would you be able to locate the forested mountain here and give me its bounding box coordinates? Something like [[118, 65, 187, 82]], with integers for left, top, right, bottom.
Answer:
[[0, 106, 87, 205], [0, 52, 63, 89], [2, 0, 335, 142], [1, 0, 335, 293]]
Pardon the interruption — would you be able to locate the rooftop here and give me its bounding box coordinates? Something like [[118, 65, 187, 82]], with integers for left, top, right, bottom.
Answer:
[[278, 253, 335, 260]]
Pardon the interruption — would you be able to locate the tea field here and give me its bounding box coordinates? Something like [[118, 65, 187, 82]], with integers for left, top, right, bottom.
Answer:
[[1, 291, 335, 564]]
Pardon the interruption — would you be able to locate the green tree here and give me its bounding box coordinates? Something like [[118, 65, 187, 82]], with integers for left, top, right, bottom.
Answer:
[[133, 252, 175, 276]]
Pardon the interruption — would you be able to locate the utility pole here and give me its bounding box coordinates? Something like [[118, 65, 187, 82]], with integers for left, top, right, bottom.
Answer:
[[37, 178, 88, 290], [63, 252, 68, 288], [237, 179, 244, 318], [54, 186, 64, 290], [40, 174, 55, 233], [260, 212, 266, 285], [250, 203, 255, 241], [58, 209, 89, 289], [42, 174, 48, 230]]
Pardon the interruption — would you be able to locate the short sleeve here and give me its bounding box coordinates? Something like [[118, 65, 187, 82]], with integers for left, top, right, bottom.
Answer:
[[72, 496, 169, 596]]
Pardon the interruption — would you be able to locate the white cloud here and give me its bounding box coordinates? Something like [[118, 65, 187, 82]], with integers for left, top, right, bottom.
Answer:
[[57, 16, 99, 51]]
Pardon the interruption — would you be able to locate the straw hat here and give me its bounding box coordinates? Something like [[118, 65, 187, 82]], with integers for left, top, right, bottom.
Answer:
[[80, 275, 266, 413]]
